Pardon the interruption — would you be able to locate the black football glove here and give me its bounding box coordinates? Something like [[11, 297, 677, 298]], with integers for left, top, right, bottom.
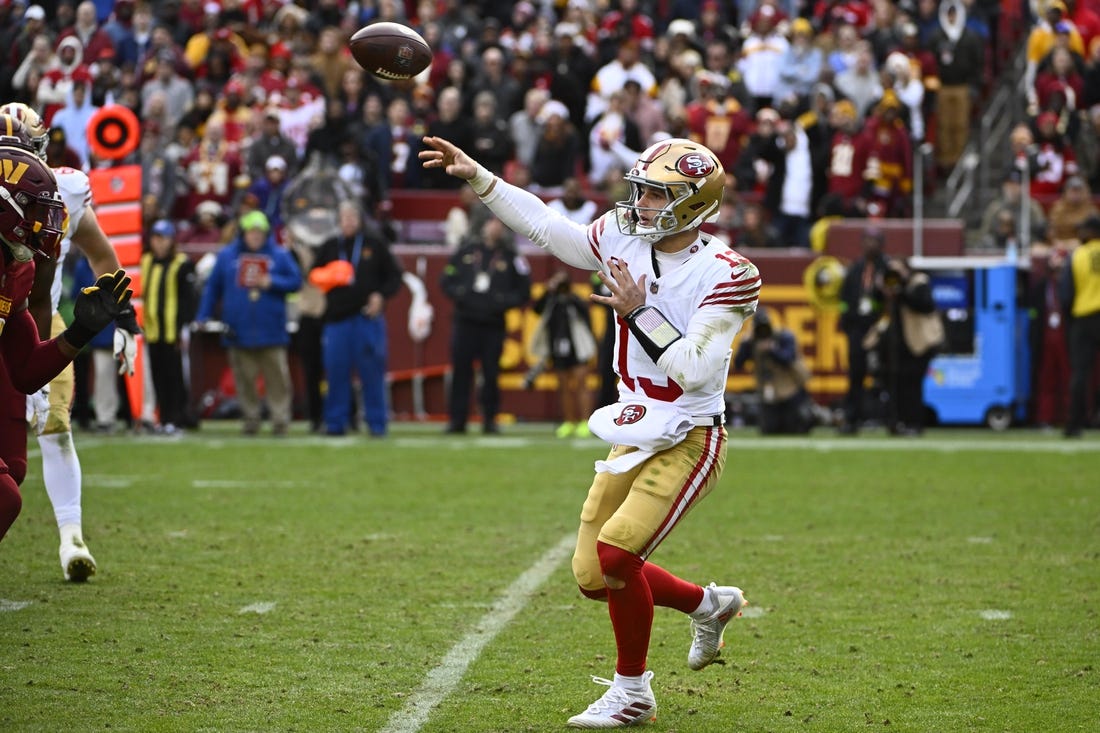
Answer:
[[62, 269, 133, 350]]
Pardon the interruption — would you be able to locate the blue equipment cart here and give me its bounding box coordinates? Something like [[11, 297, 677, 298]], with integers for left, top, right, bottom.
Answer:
[[916, 258, 1031, 430]]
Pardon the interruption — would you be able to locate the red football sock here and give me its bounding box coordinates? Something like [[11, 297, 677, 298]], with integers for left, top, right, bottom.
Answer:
[[643, 562, 705, 614], [597, 541, 651, 677]]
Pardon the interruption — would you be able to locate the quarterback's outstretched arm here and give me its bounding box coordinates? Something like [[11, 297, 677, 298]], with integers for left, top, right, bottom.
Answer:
[[74, 208, 122, 274], [419, 136, 598, 270]]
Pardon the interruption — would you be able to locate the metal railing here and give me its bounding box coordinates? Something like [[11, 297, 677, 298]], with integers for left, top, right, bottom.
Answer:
[[943, 48, 1028, 225]]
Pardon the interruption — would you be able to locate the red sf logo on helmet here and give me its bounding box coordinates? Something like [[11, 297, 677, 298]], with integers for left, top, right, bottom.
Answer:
[[675, 153, 715, 178], [614, 404, 648, 425]]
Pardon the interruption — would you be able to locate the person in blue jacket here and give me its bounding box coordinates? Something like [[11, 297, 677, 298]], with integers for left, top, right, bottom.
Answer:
[[196, 211, 302, 436]]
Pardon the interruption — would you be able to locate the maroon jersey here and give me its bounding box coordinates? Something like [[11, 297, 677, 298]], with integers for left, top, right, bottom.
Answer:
[[827, 129, 870, 198], [0, 258, 35, 329], [181, 142, 244, 213], [1030, 140, 1079, 197], [685, 100, 752, 171]]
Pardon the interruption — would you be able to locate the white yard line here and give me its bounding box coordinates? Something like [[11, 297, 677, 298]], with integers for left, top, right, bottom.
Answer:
[[379, 532, 575, 733], [728, 438, 1100, 453]]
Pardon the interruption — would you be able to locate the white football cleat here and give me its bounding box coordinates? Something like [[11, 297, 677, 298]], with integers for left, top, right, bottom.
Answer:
[[688, 583, 746, 670], [567, 671, 656, 729], [60, 537, 97, 582]]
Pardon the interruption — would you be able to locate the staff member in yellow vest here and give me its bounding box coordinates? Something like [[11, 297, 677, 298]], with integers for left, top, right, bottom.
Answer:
[[1061, 214, 1100, 438], [141, 220, 198, 434]]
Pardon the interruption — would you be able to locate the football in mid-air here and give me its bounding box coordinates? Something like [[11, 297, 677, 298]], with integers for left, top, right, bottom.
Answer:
[[349, 22, 432, 81]]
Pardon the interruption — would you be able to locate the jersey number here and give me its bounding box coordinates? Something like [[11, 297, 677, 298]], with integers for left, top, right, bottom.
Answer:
[[617, 318, 684, 401]]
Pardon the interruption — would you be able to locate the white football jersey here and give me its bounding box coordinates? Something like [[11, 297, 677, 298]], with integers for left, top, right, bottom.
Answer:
[[478, 171, 759, 418], [51, 166, 93, 312], [584, 211, 760, 416]]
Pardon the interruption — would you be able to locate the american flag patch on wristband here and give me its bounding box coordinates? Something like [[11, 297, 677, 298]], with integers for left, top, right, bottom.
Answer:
[[634, 306, 681, 347]]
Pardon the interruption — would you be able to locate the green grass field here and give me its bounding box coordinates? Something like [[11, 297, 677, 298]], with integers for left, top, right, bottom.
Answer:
[[1, 424, 1097, 733]]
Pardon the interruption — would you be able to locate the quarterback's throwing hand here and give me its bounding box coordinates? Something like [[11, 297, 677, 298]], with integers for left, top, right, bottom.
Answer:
[[592, 258, 647, 317], [418, 137, 477, 181]]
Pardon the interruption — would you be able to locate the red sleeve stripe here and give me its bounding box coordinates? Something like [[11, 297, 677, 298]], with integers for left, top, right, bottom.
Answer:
[[707, 280, 761, 296], [699, 297, 759, 309], [588, 215, 611, 258], [700, 288, 760, 307], [704, 280, 761, 299]]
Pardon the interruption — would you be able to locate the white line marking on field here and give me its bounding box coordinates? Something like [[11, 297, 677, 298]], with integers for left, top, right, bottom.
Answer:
[[392, 437, 536, 450], [167, 530, 189, 539], [762, 534, 785, 542], [979, 609, 1012, 620], [728, 438, 1099, 453], [192, 479, 306, 489], [741, 606, 766, 619], [84, 474, 137, 488], [238, 602, 277, 615], [0, 599, 33, 612], [967, 536, 994, 544], [379, 532, 575, 733]]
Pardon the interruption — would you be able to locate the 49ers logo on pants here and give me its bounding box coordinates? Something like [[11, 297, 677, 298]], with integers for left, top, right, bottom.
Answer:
[[614, 404, 647, 425]]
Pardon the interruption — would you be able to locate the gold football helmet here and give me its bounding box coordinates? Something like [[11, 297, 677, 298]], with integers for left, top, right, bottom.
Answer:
[[0, 102, 49, 160], [615, 138, 725, 242]]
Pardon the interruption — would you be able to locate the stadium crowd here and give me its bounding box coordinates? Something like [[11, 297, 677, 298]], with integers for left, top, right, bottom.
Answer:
[[2, 0, 1097, 254], [1, 0, 1098, 437]]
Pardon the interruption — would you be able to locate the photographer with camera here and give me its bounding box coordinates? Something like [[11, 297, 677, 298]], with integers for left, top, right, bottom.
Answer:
[[529, 270, 598, 438], [862, 258, 943, 436], [734, 310, 814, 434]]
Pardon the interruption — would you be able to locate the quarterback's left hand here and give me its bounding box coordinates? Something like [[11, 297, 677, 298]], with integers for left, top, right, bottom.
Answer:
[[592, 257, 647, 317], [114, 329, 137, 376]]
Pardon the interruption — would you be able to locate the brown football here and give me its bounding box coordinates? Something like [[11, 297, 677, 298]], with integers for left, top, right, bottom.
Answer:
[[349, 22, 432, 81]]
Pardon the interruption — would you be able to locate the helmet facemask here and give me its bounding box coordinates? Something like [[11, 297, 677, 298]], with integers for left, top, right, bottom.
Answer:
[[0, 187, 64, 261], [0, 148, 65, 262]]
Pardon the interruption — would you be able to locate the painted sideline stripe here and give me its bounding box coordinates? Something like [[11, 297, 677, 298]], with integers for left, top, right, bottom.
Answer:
[[192, 479, 308, 489], [379, 532, 575, 733], [728, 438, 1100, 453]]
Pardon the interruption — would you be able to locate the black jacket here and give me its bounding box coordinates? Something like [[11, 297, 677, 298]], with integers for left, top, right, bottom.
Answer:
[[441, 239, 531, 325], [313, 220, 403, 322]]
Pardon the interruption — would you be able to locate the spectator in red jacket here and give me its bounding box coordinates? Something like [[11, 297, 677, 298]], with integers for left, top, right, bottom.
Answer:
[[820, 99, 872, 217], [862, 91, 913, 217], [1031, 110, 1080, 197], [56, 1, 117, 73]]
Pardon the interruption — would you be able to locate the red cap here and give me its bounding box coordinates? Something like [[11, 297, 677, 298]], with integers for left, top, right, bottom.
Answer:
[[71, 65, 93, 84], [1038, 111, 1058, 127]]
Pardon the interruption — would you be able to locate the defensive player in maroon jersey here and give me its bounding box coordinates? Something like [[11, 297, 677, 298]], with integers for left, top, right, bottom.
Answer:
[[0, 131, 133, 542]]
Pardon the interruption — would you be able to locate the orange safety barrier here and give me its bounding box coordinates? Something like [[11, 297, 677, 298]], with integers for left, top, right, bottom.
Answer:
[[88, 166, 141, 205], [124, 333, 144, 420], [125, 265, 143, 300], [111, 233, 142, 268], [94, 202, 142, 237]]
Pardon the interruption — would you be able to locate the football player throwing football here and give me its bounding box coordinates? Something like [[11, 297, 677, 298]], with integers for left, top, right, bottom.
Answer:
[[421, 135, 760, 728]]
